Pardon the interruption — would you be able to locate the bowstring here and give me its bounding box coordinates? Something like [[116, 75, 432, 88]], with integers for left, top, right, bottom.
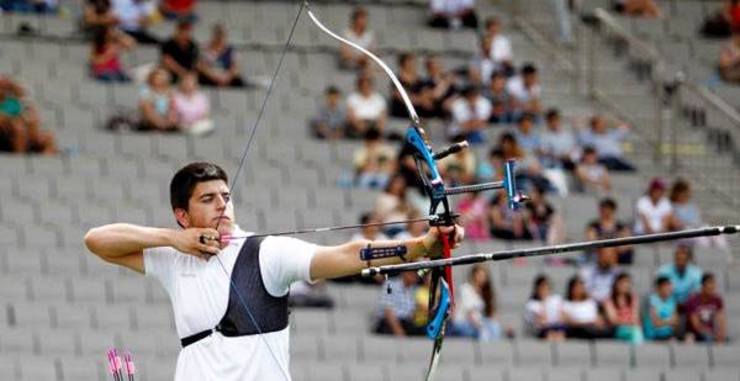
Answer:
[[210, 2, 306, 380]]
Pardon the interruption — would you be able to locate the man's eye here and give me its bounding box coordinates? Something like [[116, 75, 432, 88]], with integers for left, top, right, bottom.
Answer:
[[223, 194, 231, 202]]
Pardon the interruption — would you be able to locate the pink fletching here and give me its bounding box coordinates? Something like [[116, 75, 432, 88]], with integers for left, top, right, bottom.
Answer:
[[106, 351, 117, 374]]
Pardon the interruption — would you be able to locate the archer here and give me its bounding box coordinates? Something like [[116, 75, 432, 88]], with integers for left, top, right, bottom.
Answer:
[[84, 161, 464, 381]]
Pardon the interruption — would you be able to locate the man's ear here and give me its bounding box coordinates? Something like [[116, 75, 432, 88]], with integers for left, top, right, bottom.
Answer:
[[174, 208, 190, 229]]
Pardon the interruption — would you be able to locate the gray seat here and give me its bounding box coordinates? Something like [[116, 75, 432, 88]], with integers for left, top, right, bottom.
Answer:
[[16, 356, 57, 381], [662, 369, 702, 381], [704, 369, 740, 381], [671, 343, 710, 369], [633, 342, 671, 368], [623, 369, 662, 381], [712, 345, 740, 368], [593, 341, 631, 368], [515, 340, 553, 366], [321, 335, 360, 363], [478, 341, 514, 367], [584, 368, 622, 381], [554, 341, 592, 367]]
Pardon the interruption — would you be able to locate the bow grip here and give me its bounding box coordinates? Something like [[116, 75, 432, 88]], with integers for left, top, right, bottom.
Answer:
[[426, 278, 451, 340]]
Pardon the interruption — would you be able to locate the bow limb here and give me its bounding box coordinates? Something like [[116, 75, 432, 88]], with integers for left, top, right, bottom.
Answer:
[[305, 4, 420, 125]]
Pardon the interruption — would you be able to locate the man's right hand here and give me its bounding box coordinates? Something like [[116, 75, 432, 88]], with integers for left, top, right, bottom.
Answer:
[[171, 228, 222, 259]]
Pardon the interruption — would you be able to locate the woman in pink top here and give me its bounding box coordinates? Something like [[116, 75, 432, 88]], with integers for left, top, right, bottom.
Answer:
[[604, 273, 643, 343], [90, 25, 135, 82], [173, 72, 213, 135]]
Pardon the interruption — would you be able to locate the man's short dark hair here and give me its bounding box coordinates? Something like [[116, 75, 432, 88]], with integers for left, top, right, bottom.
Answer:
[[599, 197, 617, 211], [545, 108, 560, 121], [702, 272, 715, 285], [655, 275, 671, 287], [326, 86, 341, 95], [518, 113, 535, 124], [522, 63, 537, 75], [170, 162, 228, 211], [583, 145, 597, 156]]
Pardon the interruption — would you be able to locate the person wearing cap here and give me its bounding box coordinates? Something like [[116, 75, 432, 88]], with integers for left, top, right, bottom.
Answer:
[[634, 177, 675, 235]]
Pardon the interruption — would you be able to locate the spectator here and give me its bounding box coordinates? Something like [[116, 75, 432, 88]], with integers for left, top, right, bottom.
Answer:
[[159, 0, 196, 21], [513, 113, 542, 155], [507, 63, 542, 115], [451, 264, 504, 341], [347, 75, 387, 138], [90, 25, 135, 82], [719, 27, 740, 83], [457, 191, 490, 240], [488, 190, 532, 240], [138, 67, 179, 131], [448, 85, 491, 144], [635, 177, 674, 235], [173, 72, 212, 135], [428, 0, 478, 29], [579, 248, 619, 303], [350, 212, 390, 242], [686, 273, 727, 343], [540, 108, 578, 170], [353, 128, 396, 189], [438, 135, 477, 185], [468, 35, 496, 87], [656, 245, 703, 306], [374, 271, 425, 336], [421, 55, 456, 118], [394, 209, 429, 240], [643, 276, 680, 341], [578, 115, 635, 171], [111, 0, 159, 44], [575, 146, 611, 194], [160, 20, 200, 82], [701, 0, 740, 38], [586, 198, 633, 264], [483, 17, 514, 76], [310, 86, 347, 140], [390, 53, 436, 118], [669, 179, 728, 249], [498, 132, 554, 193], [82, 0, 118, 32], [373, 174, 415, 237], [525, 185, 564, 245], [199, 24, 247, 87], [604, 273, 644, 344], [524, 275, 566, 341], [561, 276, 614, 339], [289, 280, 334, 309], [340, 7, 376, 70], [485, 72, 515, 124], [0, 76, 56, 154], [614, 0, 661, 18]]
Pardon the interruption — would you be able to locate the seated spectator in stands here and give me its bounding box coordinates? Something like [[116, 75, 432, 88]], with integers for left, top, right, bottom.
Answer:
[[669, 179, 728, 249], [484, 17, 514, 76], [457, 191, 490, 241], [451, 264, 504, 341], [604, 273, 644, 344], [138, 67, 179, 131], [347, 75, 387, 138], [540, 108, 578, 170], [575, 146, 611, 195], [421, 55, 456, 118], [111, 0, 159, 44], [562, 276, 614, 339], [353, 128, 396, 189], [498, 132, 554, 193], [507, 63, 542, 116], [390, 53, 436, 118], [159, 0, 196, 21], [468, 35, 496, 87], [701, 0, 740, 38], [161, 20, 201, 83], [310, 86, 347, 140], [525, 275, 566, 341], [340, 7, 376, 70], [374, 271, 425, 336], [686, 273, 727, 343], [173, 72, 212, 135], [525, 185, 564, 244], [635, 177, 674, 235], [350, 212, 390, 243], [579, 248, 619, 303], [657, 244, 703, 307], [488, 190, 533, 240], [289, 280, 334, 309], [1, 0, 56, 13], [374, 175, 415, 237], [485, 72, 515, 124], [613, 0, 661, 18], [513, 113, 541, 155], [83, 0, 118, 33], [428, 0, 478, 29], [578, 114, 635, 171], [0, 76, 56, 154], [394, 209, 428, 240], [643, 276, 679, 341], [448, 85, 491, 144], [90, 25, 135, 82], [719, 27, 740, 83], [586, 198, 633, 264], [199, 24, 247, 87], [439, 135, 477, 186]]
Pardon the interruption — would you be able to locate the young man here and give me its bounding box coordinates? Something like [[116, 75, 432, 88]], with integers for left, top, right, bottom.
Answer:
[[685, 273, 727, 342], [84, 162, 463, 380]]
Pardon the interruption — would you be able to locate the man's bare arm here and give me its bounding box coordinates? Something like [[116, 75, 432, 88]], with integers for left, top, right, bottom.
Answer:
[[84, 223, 221, 274]]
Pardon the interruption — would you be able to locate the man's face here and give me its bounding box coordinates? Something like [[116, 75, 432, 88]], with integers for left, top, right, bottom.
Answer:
[[599, 205, 615, 220], [176, 180, 235, 235], [596, 248, 616, 268], [674, 247, 689, 268], [524, 73, 538, 87], [658, 282, 673, 298], [702, 278, 716, 295]]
